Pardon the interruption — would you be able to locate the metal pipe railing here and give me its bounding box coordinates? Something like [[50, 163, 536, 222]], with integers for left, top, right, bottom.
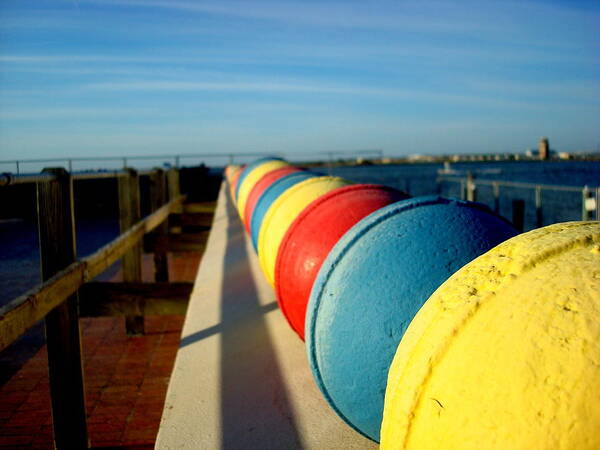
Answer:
[[0, 149, 384, 173], [437, 175, 587, 193], [437, 175, 599, 224], [1, 168, 168, 186], [0, 172, 57, 186]]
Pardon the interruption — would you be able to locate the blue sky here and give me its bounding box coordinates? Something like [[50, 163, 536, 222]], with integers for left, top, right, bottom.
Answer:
[[1, 0, 599, 165]]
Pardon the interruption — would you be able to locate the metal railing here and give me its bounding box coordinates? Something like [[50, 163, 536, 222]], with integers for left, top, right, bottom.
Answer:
[[0, 149, 384, 174], [437, 175, 600, 230]]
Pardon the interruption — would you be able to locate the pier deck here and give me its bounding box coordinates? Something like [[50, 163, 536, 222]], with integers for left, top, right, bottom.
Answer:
[[0, 252, 200, 449], [156, 183, 375, 448]]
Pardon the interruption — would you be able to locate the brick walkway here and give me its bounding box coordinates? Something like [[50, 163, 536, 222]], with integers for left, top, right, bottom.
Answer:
[[0, 252, 201, 449]]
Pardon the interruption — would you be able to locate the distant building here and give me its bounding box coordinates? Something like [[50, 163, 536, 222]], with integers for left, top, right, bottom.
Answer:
[[539, 137, 550, 160], [558, 152, 571, 160]]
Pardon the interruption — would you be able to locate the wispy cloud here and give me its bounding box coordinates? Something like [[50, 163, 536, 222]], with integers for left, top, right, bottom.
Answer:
[[0, 55, 192, 64], [90, 0, 490, 32], [81, 79, 600, 112], [88, 0, 600, 46], [0, 107, 162, 120], [466, 79, 600, 103]]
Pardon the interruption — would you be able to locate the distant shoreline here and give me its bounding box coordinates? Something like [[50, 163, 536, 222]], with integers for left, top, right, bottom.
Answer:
[[300, 155, 600, 169]]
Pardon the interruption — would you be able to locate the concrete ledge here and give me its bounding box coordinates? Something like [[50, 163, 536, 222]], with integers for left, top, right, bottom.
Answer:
[[156, 182, 375, 449]]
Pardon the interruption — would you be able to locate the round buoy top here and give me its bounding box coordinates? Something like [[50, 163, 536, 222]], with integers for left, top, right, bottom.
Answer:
[[381, 221, 600, 450], [243, 166, 302, 233], [236, 159, 290, 223], [305, 196, 518, 442], [258, 176, 352, 286], [229, 165, 245, 202], [235, 157, 284, 201], [250, 171, 317, 251], [275, 184, 409, 339], [225, 165, 241, 183]]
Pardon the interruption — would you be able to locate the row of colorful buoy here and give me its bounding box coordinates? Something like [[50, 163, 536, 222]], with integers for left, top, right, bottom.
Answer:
[[223, 159, 600, 448]]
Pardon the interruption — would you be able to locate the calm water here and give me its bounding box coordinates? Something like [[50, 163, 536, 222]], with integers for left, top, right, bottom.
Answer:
[[328, 160, 600, 233], [1, 160, 599, 306], [0, 218, 120, 306], [327, 160, 600, 193]]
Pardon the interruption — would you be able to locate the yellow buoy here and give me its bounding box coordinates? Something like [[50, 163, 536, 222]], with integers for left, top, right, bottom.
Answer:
[[257, 176, 351, 287], [381, 221, 600, 450], [236, 160, 289, 222]]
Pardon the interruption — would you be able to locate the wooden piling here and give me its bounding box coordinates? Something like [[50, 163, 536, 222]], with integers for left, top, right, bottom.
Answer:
[[118, 169, 144, 335], [37, 168, 89, 450], [167, 168, 182, 234], [150, 169, 169, 282]]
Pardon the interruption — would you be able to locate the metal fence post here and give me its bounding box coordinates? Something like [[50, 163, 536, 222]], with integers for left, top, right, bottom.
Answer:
[[512, 199, 525, 232], [493, 182, 500, 214], [37, 168, 89, 449], [466, 172, 476, 202], [118, 168, 144, 335], [597, 187, 600, 221], [535, 185, 543, 227], [582, 186, 593, 221]]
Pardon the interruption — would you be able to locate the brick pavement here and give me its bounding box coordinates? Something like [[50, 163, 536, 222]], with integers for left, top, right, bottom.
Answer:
[[0, 252, 201, 449]]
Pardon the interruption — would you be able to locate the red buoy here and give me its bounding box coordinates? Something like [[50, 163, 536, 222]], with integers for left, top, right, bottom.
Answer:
[[274, 184, 409, 339], [243, 166, 302, 233]]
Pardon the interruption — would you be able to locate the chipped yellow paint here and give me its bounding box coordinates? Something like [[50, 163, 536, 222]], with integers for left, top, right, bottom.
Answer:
[[236, 160, 289, 223], [257, 176, 351, 287], [381, 221, 600, 450]]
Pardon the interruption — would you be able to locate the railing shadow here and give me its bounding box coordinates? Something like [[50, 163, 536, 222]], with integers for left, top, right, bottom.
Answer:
[[218, 192, 302, 448]]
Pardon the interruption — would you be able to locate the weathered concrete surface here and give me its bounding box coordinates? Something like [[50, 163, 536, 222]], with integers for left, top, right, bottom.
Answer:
[[157, 182, 375, 449]]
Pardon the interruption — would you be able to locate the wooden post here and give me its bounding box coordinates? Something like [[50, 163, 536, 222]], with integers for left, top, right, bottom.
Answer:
[[512, 199, 525, 232], [150, 169, 169, 282], [167, 168, 182, 234], [118, 169, 144, 335], [37, 168, 89, 450]]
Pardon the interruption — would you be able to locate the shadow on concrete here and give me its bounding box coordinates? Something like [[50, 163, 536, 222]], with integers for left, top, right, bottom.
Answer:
[[178, 301, 278, 348], [219, 192, 302, 449]]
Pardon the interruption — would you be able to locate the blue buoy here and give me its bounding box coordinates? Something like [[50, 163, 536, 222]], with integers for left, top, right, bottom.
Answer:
[[250, 171, 317, 251], [305, 196, 518, 442]]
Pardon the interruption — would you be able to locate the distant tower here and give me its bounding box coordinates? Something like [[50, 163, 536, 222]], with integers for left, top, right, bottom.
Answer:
[[539, 137, 549, 160]]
